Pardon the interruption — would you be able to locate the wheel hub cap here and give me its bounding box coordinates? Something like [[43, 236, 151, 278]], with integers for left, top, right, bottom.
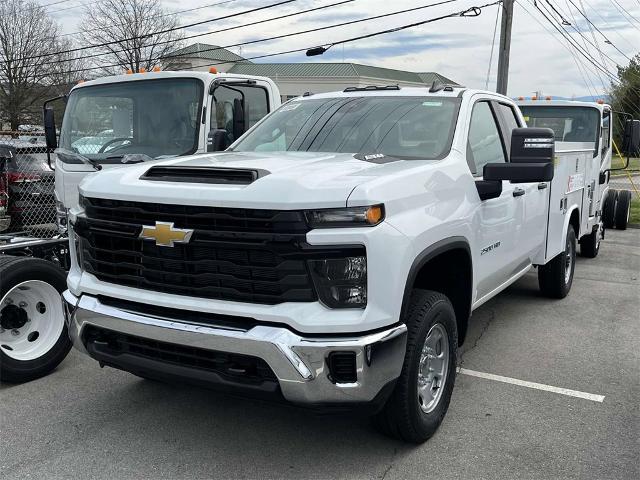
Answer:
[[417, 323, 449, 414], [0, 304, 29, 330]]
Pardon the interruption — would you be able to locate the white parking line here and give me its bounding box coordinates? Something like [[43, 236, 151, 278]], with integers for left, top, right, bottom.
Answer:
[[458, 368, 606, 403]]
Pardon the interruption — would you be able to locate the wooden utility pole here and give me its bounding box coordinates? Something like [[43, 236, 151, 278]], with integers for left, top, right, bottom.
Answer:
[[496, 0, 514, 95]]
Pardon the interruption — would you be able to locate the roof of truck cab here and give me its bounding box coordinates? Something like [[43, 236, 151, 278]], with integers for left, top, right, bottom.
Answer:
[[70, 71, 274, 91], [516, 99, 610, 110]]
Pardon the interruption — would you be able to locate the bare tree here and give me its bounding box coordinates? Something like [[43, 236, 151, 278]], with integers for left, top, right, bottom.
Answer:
[[80, 0, 184, 74], [0, 0, 75, 130]]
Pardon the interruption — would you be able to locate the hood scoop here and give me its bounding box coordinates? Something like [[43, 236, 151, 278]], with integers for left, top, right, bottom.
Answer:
[[141, 166, 268, 185]]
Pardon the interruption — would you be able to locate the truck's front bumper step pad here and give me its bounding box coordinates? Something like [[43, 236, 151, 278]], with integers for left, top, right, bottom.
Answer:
[[63, 291, 407, 405]]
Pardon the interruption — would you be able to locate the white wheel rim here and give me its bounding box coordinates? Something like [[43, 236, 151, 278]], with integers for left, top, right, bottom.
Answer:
[[0, 280, 64, 361]]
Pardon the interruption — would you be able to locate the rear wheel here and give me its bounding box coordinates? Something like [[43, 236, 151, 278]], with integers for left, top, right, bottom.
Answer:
[[538, 225, 576, 299], [372, 290, 457, 443], [580, 223, 601, 258], [603, 190, 617, 229], [614, 190, 631, 230], [0, 257, 71, 383]]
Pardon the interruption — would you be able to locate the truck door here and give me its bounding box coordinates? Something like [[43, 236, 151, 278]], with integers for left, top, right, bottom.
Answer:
[[208, 81, 271, 150], [467, 101, 528, 300], [495, 102, 548, 263]]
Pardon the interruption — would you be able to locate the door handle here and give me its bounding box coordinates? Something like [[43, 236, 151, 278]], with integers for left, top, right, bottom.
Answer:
[[513, 188, 525, 197], [538, 183, 548, 190]]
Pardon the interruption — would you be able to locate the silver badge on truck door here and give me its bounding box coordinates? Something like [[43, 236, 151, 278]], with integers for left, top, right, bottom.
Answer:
[[139, 221, 194, 247]]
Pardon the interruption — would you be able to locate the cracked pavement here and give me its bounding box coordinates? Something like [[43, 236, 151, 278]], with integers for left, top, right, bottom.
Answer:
[[1, 230, 638, 480]]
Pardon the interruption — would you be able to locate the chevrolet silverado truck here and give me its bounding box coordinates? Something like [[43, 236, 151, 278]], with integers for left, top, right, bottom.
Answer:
[[62, 85, 640, 443]]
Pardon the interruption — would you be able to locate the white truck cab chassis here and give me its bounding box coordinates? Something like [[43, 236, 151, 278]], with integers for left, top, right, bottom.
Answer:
[[61, 85, 640, 443]]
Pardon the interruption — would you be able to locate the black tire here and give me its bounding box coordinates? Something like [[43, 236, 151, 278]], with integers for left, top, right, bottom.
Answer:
[[603, 189, 617, 229], [579, 226, 601, 258], [372, 290, 457, 443], [0, 256, 71, 383], [614, 190, 631, 230], [538, 225, 576, 299]]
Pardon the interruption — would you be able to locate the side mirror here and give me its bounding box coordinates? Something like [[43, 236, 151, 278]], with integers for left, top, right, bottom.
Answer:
[[232, 97, 246, 141], [207, 129, 228, 152], [510, 127, 555, 164], [622, 119, 640, 157], [43, 107, 58, 149], [484, 162, 554, 183], [475, 180, 502, 201]]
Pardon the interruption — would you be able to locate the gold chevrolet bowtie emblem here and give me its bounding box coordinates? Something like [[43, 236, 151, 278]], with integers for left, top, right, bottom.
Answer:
[[139, 221, 194, 247]]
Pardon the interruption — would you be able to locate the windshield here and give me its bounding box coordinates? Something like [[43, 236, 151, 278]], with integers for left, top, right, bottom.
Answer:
[[520, 106, 600, 143], [232, 96, 461, 160], [59, 78, 203, 161]]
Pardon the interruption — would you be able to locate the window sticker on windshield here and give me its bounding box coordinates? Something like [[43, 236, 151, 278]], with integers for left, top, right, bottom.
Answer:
[[422, 101, 443, 107], [280, 103, 300, 112]]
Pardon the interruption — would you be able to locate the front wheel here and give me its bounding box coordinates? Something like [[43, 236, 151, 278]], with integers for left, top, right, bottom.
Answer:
[[0, 257, 71, 383], [372, 289, 457, 443], [538, 225, 576, 298]]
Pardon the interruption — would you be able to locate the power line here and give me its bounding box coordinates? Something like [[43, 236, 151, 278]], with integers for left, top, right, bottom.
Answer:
[[58, 0, 242, 38], [485, 2, 501, 89], [609, 0, 640, 27], [5, 0, 301, 63], [20, 0, 462, 70], [36, 2, 499, 77], [579, 0, 636, 51], [516, 0, 599, 95]]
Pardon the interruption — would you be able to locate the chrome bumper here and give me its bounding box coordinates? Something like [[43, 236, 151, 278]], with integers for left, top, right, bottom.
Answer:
[[63, 291, 407, 404]]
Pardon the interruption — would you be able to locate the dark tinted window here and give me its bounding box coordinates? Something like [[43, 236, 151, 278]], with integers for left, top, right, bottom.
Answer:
[[233, 96, 461, 160], [498, 103, 521, 148], [520, 105, 600, 143]]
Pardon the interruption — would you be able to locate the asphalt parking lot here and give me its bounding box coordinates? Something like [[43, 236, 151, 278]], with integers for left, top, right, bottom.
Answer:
[[1, 229, 638, 480]]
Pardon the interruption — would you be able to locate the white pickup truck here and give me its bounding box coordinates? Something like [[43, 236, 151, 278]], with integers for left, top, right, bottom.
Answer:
[[62, 85, 639, 443]]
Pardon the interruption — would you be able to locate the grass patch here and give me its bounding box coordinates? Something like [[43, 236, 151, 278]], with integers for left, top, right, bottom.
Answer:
[[630, 197, 640, 225], [611, 156, 640, 176]]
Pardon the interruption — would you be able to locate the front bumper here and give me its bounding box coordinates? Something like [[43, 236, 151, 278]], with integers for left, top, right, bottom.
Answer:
[[63, 291, 407, 405]]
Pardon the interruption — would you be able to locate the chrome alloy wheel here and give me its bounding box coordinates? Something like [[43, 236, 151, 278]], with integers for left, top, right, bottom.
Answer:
[[417, 323, 449, 414], [0, 281, 64, 361]]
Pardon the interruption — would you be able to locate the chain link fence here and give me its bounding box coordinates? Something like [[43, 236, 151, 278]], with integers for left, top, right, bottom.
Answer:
[[0, 131, 57, 239]]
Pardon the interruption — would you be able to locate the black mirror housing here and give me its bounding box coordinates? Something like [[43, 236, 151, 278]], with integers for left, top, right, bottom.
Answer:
[[483, 162, 554, 183], [622, 119, 640, 157], [207, 129, 229, 152], [43, 107, 58, 149], [475, 180, 502, 201], [510, 127, 555, 164]]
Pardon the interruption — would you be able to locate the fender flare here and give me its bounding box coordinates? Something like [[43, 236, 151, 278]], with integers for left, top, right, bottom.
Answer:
[[563, 205, 580, 243], [400, 236, 473, 342]]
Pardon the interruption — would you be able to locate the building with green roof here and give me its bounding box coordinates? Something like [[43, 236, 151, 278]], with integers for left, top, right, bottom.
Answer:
[[163, 43, 459, 101]]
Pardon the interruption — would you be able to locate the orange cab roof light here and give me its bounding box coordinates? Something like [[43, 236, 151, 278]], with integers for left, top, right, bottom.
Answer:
[[545, 96, 552, 100], [517, 96, 525, 101], [209, 67, 218, 74], [152, 66, 161, 72], [126, 69, 133, 74], [597, 99, 604, 104], [139, 67, 147, 73], [531, 96, 538, 100], [77, 79, 85, 84]]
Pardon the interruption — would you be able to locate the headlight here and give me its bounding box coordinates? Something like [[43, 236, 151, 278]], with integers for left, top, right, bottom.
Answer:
[[305, 205, 384, 228], [309, 255, 367, 308]]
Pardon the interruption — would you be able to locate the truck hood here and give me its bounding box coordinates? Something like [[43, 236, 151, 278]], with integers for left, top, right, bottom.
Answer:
[[78, 151, 406, 209]]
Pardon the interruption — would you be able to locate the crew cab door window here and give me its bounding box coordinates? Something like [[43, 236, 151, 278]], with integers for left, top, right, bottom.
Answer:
[[496, 103, 521, 151], [601, 109, 611, 157], [467, 102, 506, 176], [211, 85, 269, 143]]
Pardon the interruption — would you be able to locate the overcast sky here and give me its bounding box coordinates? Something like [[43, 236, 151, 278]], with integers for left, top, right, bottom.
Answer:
[[49, 0, 640, 98]]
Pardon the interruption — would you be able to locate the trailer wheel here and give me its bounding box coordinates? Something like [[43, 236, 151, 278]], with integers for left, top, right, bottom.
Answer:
[[614, 190, 632, 230], [580, 223, 601, 258], [538, 225, 576, 299], [372, 289, 457, 443], [0, 256, 71, 383], [603, 190, 617, 229]]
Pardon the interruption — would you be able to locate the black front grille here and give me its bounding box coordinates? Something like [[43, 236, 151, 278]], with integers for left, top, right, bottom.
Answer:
[[76, 198, 331, 304], [83, 325, 277, 384]]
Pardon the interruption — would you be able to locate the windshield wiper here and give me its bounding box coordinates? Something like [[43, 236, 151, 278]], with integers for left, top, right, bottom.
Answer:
[[56, 149, 102, 171], [106, 153, 154, 164]]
